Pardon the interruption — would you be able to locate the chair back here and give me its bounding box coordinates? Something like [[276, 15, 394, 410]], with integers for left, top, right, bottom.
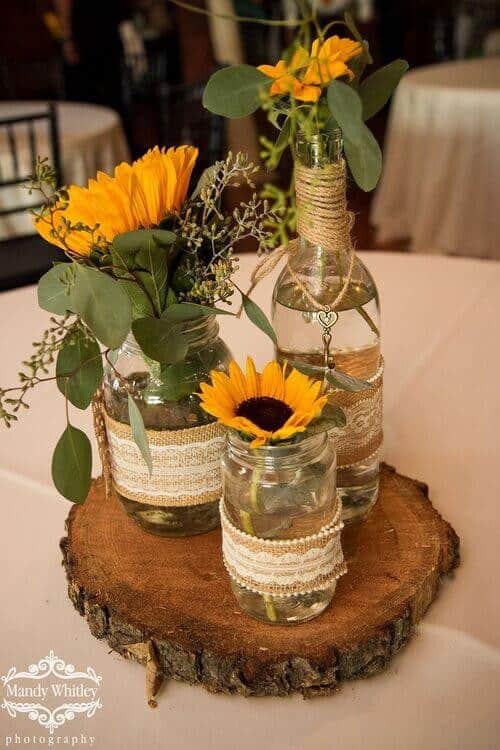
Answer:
[[157, 80, 225, 177], [0, 102, 61, 221]]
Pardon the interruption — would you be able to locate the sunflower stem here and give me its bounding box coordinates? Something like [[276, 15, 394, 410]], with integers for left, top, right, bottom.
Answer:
[[244, 470, 278, 624]]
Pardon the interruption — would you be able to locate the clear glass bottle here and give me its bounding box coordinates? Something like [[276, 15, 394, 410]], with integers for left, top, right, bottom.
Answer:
[[103, 316, 231, 536], [272, 131, 382, 523], [221, 432, 339, 624]]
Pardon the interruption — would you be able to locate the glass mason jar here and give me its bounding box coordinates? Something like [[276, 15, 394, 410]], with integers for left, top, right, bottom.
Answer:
[[103, 316, 231, 536], [221, 431, 340, 624], [272, 130, 382, 523]]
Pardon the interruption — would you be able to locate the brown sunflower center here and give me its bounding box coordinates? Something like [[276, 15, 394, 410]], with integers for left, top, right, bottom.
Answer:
[[235, 396, 292, 432]]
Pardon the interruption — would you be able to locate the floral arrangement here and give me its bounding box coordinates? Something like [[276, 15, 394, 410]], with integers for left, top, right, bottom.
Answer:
[[199, 357, 345, 448], [0, 147, 278, 503], [203, 11, 408, 242]]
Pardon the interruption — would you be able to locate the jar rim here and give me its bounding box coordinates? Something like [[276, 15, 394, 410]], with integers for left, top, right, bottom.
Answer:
[[118, 315, 219, 354], [227, 430, 332, 467]]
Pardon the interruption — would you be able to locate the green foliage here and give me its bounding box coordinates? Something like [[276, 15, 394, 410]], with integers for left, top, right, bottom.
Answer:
[[38, 264, 75, 315], [203, 65, 271, 118], [327, 81, 382, 190], [325, 368, 371, 392], [157, 361, 201, 401], [56, 328, 103, 410], [72, 265, 132, 349], [360, 59, 408, 120], [241, 292, 277, 345], [132, 317, 188, 364], [162, 303, 235, 321], [117, 279, 155, 319], [51, 424, 92, 503], [127, 394, 152, 474]]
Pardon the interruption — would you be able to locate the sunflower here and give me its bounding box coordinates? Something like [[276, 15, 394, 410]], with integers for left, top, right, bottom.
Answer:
[[35, 145, 198, 256], [199, 358, 328, 448]]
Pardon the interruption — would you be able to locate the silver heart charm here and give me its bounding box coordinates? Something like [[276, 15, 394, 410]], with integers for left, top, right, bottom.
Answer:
[[317, 309, 338, 331]]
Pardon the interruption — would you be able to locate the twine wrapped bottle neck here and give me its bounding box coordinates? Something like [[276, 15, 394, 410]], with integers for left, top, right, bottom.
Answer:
[[295, 158, 354, 255]]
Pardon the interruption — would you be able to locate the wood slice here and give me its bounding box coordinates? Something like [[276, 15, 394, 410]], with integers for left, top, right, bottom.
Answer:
[[61, 463, 459, 698]]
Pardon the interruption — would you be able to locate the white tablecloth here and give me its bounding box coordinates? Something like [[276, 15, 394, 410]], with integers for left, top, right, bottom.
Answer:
[[1, 252, 500, 749], [371, 58, 500, 259], [0, 101, 130, 239]]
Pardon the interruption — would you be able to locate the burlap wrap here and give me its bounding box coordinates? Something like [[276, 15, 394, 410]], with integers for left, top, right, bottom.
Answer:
[[328, 357, 384, 467], [221, 498, 346, 597], [101, 409, 226, 507]]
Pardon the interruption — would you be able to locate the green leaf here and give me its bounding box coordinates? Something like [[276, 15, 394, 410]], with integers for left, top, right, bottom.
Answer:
[[321, 403, 347, 427], [56, 329, 103, 409], [72, 265, 132, 349], [127, 394, 152, 475], [118, 279, 155, 320], [344, 11, 373, 64], [241, 293, 277, 345], [268, 116, 291, 169], [203, 65, 271, 118], [51, 424, 92, 503], [113, 229, 176, 256], [162, 303, 235, 321], [136, 240, 169, 315], [327, 80, 364, 146], [132, 317, 188, 364], [157, 361, 201, 401], [38, 263, 75, 315], [304, 407, 347, 436], [360, 59, 409, 121], [192, 165, 217, 198], [344, 125, 382, 191], [326, 368, 371, 392]]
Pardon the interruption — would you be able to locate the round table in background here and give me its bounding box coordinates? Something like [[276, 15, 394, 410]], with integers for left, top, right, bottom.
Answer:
[[371, 57, 500, 259], [0, 101, 130, 239], [0, 252, 499, 749]]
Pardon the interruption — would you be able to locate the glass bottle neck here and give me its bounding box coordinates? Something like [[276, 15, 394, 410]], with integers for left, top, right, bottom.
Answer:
[[295, 129, 343, 169], [121, 316, 220, 356]]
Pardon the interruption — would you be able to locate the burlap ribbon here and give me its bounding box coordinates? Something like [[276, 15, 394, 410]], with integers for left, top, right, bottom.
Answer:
[[220, 497, 346, 597], [92, 391, 225, 507]]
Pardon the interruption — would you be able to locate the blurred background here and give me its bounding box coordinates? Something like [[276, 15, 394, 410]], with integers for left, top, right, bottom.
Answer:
[[0, 0, 499, 288]]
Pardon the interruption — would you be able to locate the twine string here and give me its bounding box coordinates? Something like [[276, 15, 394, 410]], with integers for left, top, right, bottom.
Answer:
[[248, 159, 355, 314]]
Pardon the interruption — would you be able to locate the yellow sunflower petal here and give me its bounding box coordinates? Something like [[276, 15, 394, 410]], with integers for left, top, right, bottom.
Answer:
[[245, 357, 260, 398], [260, 361, 285, 400]]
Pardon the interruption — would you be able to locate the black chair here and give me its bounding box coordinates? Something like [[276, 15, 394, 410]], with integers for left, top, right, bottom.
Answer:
[[0, 102, 65, 292], [157, 80, 225, 179]]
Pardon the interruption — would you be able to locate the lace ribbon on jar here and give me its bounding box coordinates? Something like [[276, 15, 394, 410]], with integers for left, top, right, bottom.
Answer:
[[92, 391, 225, 507], [220, 497, 346, 597]]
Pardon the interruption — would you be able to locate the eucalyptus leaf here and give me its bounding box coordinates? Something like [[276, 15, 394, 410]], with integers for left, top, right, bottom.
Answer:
[[162, 303, 235, 321], [192, 165, 217, 198], [118, 279, 155, 319], [241, 293, 277, 345], [56, 329, 103, 409], [321, 403, 347, 427], [344, 125, 382, 191], [157, 361, 200, 401], [73, 265, 132, 348], [270, 117, 291, 168], [327, 81, 364, 146], [113, 229, 176, 256], [136, 240, 169, 315], [38, 263, 75, 315], [326, 368, 371, 392], [360, 59, 409, 120], [132, 317, 188, 364], [203, 65, 271, 118], [51, 424, 92, 503], [127, 394, 152, 475], [344, 11, 373, 63], [305, 410, 347, 437]]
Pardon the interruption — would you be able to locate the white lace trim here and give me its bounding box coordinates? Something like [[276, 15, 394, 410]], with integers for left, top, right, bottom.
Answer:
[[220, 500, 346, 596]]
